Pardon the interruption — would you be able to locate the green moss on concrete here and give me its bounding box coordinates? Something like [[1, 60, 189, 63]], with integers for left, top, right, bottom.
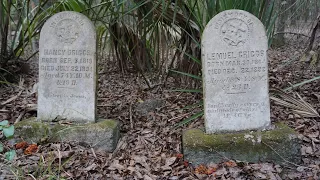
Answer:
[[51, 119, 118, 135], [15, 117, 50, 143], [96, 119, 118, 129], [184, 123, 295, 149], [15, 118, 120, 152], [51, 119, 119, 152], [183, 123, 301, 165]]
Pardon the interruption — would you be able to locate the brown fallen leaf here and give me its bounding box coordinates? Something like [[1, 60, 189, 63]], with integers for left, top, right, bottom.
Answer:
[[53, 150, 74, 159], [133, 155, 150, 171], [165, 157, 177, 166], [15, 141, 28, 149], [312, 93, 320, 102], [81, 163, 97, 171], [1, 90, 22, 106], [108, 160, 125, 171], [127, 166, 135, 173], [175, 153, 183, 159], [224, 160, 237, 167], [195, 164, 208, 174], [183, 161, 189, 167], [207, 167, 217, 175], [143, 174, 153, 180], [24, 144, 38, 155], [215, 167, 228, 176], [253, 171, 267, 179], [301, 146, 313, 155]]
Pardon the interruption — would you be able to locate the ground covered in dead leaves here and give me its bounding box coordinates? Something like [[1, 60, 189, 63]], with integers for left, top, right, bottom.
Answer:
[[1, 41, 320, 179]]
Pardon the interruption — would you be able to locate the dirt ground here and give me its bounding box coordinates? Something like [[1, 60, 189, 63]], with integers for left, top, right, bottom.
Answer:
[[0, 39, 320, 179]]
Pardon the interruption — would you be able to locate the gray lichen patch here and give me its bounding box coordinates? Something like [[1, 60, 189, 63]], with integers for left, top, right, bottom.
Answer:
[[182, 123, 301, 165]]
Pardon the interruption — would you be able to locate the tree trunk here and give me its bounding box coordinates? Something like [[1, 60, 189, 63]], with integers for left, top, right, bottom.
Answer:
[[275, 1, 287, 45], [0, 0, 11, 68]]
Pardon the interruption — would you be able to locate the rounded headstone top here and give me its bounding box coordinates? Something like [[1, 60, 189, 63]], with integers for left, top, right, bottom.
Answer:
[[40, 11, 96, 46], [202, 9, 267, 50]]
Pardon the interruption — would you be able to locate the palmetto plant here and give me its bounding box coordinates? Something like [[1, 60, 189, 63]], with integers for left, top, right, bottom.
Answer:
[[170, 0, 276, 77], [0, 0, 47, 82], [0, 0, 47, 68], [86, 0, 277, 85], [0, 0, 90, 83], [168, 0, 277, 126], [1, 0, 278, 124]]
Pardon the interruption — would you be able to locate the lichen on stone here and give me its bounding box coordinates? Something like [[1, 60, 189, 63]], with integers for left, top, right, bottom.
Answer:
[[182, 122, 301, 165]]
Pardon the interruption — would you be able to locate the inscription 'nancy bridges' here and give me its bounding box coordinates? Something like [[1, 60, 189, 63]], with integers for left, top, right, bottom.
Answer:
[[44, 49, 93, 56]]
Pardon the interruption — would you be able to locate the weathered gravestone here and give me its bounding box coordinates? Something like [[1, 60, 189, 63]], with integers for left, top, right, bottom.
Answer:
[[183, 10, 301, 165], [38, 11, 96, 123], [202, 9, 270, 133], [15, 11, 119, 152]]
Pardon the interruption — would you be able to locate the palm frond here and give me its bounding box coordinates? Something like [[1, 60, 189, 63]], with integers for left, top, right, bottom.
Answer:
[[270, 88, 320, 118]]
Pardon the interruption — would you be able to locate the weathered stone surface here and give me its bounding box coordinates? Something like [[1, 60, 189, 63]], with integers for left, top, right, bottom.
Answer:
[[15, 118, 119, 152], [14, 118, 50, 143], [182, 123, 301, 165], [202, 10, 270, 133], [52, 119, 119, 151], [38, 11, 96, 123]]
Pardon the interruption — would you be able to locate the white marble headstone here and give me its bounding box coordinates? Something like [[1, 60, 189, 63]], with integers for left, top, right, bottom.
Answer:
[[202, 10, 270, 133], [38, 11, 96, 123]]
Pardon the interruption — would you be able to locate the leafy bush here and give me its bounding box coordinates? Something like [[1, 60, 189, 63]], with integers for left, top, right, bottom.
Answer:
[[0, 120, 16, 161]]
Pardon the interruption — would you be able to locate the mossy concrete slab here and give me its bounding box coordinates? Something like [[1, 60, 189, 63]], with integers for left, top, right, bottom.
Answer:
[[15, 118, 119, 152], [182, 123, 301, 165], [14, 118, 50, 143]]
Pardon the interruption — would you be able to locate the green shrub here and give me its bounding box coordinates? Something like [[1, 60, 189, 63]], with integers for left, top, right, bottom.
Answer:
[[0, 120, 15, 161]]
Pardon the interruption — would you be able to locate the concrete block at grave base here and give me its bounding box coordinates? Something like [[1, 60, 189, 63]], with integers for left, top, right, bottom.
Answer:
[[14, 118, 50, 143], [182, 123, 301, 165], [15, 118, 120, 152]]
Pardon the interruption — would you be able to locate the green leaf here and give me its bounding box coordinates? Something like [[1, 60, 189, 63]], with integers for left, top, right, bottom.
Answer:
[[176, 48, 201, 65], [3, 125, 14, 138], [0, 143, 3, 153], [172, 89, 202, 93], [169, 70, 202, 80], [175, 111, 204, 127], [5, 150, 16, 161], [284, 75, 320, 91], [0, 120, 9, 126], [182, 100, 204, 110]]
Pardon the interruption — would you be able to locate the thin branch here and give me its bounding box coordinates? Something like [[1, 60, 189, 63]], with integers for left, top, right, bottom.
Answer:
[[274, 32, 310, 38], [262, 141, 306, 168]]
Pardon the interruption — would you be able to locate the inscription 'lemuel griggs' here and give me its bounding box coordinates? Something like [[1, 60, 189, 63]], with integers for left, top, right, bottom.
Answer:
[[202, 10, 270, 133]]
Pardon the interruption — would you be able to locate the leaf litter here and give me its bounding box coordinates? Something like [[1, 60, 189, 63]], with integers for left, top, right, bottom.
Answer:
[[0, 42, 320, 179]]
